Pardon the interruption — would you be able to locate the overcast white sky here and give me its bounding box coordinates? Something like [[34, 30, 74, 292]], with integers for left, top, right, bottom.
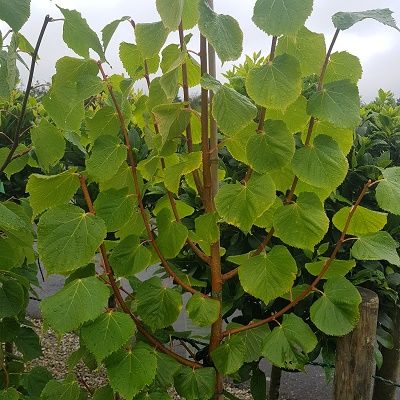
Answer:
[[3, 0, 400, 101]]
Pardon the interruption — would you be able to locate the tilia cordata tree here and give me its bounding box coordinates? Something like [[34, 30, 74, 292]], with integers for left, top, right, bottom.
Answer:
[[1, 0, 400, 399]]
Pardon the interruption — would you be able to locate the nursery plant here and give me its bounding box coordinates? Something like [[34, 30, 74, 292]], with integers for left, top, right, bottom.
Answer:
[[1, 1, 400, 399]]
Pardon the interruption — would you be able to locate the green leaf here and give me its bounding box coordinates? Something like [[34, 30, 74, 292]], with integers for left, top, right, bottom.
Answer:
[[20, 366, 53, 398], [206, 80, 257, 135], [325, 51, 362, 84], [0, 0, 30, 31], [164, 152, 202, 193], [251, 367, 267, 400], [376, 167, 400, 215], [37, 205, 106, 274], [265, 96, 310, 134], [174, 367, 216, 400], [292, 135, 348, 190], [262, 313, 317, 370], [154, 351, 181, 388], [154, 195, 194, 219], [81, 311, 136, 363], [246, 54, 302, 110], [102, 16, 130, 52], [156, 0, 184, 30], [247, 119, 295, 173], [273, 192, 329, 251], [136, 277, 182, 329], [40, 276, 109, 334], [239, 245, 297, 303], [215, 172, 276, 232], [211, 335, 245, 375], [152, 103, 191, 144], [135, 21, 169, 59], [93, 386, 114, 400], [198, 0, 243, 63], [94, 188, 136, 232], [186, 293, 220, 327], [195, 212, 219, 245], [307, 80, 360, 129], [26, 170, 80, 218], [310, 277, 362, 336], [31, 120, 65, 171], [107, 348, 157, 398], [351, 232, 400, 266], [0, 237, 25, 270], [86, 106, 120, 142], [14, 326, 42, 361], [182, 0, 200, 30], [156, 208, 188, 259], [135, 392, 172, 400], [305, 259, 356, 279], [332, 9, 400, 31], [224, 122, 255, 164], [86, 136, 127, 182], [57, 7, 104, 60], [333, 206, 387, 236], [109, 235, 152, 277], [276, 27, 326, 77], [0, 202, 32, 247], [253, 0, 313, 36], [0, 276, 25, 318], [41, 379, 87, 400]]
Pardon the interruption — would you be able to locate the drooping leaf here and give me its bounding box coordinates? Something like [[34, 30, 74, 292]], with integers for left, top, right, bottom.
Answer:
[[164, 152, 202, 193], [26, 170, 80, 217], [37, 205, 107, 274], [156, 208, 188, 259], [310, 277, 362, 336], [305, 259, 356, 279], [20, 366, 52, 398], [186, 293, 220, 327], [40, 276, 110, 334], [0, 0, 30, 31], [246, 119, 295, 173], [211, 335, 245, 375], [14, 326, 42, 361], [292, 135, 348, 190], [194, 212, 219, 245], [109, 235, 152, 277], [198, 0, 243, 63], [86, 106, 120, 142], [332, 8, 400, 32], [182, 0, 200, 30], [262, 313, 317, 370], [41, 379, 87, 400], [332, 206, 387, 236], [57, 6, 104, 60], [156, 0, 184, 30], [239, 245, 297, 303], [273, 192, 329, 251], [246, 54, 302, 110], [376, 167, 400, 215], [86, 136, 127, 182], [307, 80, 360, 129], [0, 276, 25, 319], [136, 277, 182, 330], [325, 51, 363, 84], [252, 0, 313, 36], [94, 188, 137, 232], [265, 96, 310, 134], [174, 367, 216, 400], [135, 21, 169, 59], [81, 311, 136, 363], [202, 77, 257, 135], [107, 348, 157, 399], [215, 173, 276, 232], [351, 232, 400, 266], [276, 27, 326, 77], [31, 120, 65, 171], [102, 16, 130, 51]]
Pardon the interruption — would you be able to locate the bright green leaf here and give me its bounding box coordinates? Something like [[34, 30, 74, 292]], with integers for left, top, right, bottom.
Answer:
[[135, 21, 169, 59], [102, 16, 130, 52], [37, 205, 106, 274], [325, 51, 362, 84], [376, 167, 400, 215], [305, 259, 356, 279], [40, 277, 110, 334], [156, 0, 184, 30], [0, 0, 30, 31], [174, 367, 216, 400], [186, 293, 220, 327], [211, 335, 245, 375], [310, 277, 362, 336], [86, 106, 120, 142]]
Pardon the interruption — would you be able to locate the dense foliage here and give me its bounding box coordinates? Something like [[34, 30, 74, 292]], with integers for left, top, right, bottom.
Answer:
[[1, 1, 400, 399]]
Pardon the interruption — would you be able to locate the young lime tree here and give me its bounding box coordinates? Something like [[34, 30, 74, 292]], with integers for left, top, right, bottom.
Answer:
[[1, 0, 400, 399]]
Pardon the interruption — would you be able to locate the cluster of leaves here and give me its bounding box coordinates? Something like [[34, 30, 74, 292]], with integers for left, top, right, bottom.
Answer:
[[1, 0, 400, 399]]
